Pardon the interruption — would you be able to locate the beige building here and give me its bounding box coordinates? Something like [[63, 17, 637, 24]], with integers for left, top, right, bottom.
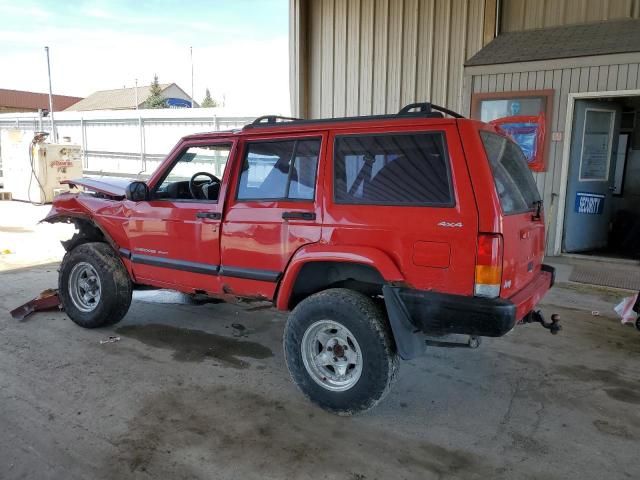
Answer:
[[289, 0, 640, 260], [66, 83, 197, 111]]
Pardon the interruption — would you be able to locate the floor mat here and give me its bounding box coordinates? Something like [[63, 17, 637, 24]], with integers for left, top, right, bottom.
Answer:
[[569, 264, 640, 291]]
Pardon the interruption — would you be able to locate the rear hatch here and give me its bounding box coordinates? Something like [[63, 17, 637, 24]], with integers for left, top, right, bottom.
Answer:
[[479, 130, 545, 297]]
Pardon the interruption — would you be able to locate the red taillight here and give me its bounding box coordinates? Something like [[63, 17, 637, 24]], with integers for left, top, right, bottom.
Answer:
[[475, 234, 503, 298]]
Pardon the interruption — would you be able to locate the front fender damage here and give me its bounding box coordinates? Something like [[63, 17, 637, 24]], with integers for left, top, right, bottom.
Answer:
[[41, 194, 115, 252]]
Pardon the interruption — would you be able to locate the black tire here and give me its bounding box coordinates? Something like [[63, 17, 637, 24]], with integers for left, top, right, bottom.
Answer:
[[283, 288, 399, 415], [59, 242, 132, 328]]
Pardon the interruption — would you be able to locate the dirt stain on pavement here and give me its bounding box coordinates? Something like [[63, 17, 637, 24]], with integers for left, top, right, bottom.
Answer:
[[593, 419, 635, 439], [107, 385, 497, 479], [116, 323, 273, 368], [604, 388, 640, 405], [555, 365, 639, 390]]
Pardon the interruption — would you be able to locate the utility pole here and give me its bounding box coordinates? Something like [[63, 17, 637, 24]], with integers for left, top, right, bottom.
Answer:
[[190, 46, 194, 108], [44, 46, 57, 142], [134, 78, 139, 109]]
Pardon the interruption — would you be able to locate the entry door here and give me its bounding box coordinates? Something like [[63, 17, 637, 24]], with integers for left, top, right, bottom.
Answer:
[[563, 100, 622, 252], [125, 141, 233, 292]]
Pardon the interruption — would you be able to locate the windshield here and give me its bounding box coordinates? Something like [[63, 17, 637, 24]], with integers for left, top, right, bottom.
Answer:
[[480, 130, 541, 215]]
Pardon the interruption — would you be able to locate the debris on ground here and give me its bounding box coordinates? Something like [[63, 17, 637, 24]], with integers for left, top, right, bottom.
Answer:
[[99, 336, 121, 345], [614, 293, 639, 325], [591, 311, 600, 316], [10, 288, 61, 321]]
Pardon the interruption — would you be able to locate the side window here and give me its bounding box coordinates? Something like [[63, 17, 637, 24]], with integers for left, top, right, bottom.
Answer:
[[480, 131, 541, 214], [237, 139, 321, 201], [155, 144, 231, 201], [334, 132, 453, 205]]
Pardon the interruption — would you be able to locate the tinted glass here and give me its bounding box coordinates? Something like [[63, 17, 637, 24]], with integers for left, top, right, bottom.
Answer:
[[334, 132, 452, 205], [238, 139, 320, 200], [480, 131, 541, 214]]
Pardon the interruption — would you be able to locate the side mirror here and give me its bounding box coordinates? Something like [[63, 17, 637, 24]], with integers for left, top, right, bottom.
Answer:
[[125, 181, 149, 202]]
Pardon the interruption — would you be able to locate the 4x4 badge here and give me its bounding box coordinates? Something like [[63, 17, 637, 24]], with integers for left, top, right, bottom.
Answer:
[[437, 221, 463, 228]]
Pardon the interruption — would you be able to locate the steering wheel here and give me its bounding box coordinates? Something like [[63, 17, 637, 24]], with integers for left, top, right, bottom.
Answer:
[[189, 172, 220, 200]]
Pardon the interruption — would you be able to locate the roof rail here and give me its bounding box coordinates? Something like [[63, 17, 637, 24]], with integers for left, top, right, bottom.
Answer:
[[243, 101, 464, 130], [398, 102, 464, 119], [250, 115, 301, 126]]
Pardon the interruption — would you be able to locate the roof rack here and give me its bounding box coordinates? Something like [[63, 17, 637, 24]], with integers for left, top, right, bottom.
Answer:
[[250, 115, 301, 126], [243, 101, 464, 129], [398, 102, 464, 119]]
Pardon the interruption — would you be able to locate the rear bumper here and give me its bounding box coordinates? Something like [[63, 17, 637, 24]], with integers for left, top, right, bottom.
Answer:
[[509, 267, 554, 321], [383, 265, 554, 359]]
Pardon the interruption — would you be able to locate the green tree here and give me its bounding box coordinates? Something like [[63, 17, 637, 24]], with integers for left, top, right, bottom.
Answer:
[[145, 74, 166, 109], [201, 88, 218, 108]]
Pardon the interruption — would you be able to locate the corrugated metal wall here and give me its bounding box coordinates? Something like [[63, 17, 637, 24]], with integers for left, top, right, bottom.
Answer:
[[468, 56, 640, 253], [501, 0, 640, 32], [301, 0, 488, 118]]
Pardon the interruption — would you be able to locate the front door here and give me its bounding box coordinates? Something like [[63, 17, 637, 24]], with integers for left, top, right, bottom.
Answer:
[[220, 133, 325, 300], [125, 140, 234, 292], [564, 100, 621, 253]]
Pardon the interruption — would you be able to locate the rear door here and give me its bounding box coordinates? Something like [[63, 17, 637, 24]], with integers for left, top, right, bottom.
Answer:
[[220, 132, 325, 299], [478, 130, 545, 296]]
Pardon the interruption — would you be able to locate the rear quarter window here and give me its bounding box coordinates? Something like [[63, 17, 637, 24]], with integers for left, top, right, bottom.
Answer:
[[333, 132, 453, 206], [480, 131, 541, 215]]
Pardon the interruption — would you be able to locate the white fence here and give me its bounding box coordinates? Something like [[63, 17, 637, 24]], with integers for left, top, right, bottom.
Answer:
[[0, 108, 255, 183]]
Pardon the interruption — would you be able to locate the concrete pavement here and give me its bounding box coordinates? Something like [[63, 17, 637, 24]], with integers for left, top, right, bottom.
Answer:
[[1, 263, 639, 479]]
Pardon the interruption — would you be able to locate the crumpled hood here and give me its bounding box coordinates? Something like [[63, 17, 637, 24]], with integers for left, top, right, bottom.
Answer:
[[62, 176, 137, 197]]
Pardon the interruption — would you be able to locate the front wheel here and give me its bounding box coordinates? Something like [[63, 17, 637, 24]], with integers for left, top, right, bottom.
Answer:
[[283, 288, 399, 415], [59, 242, 132, 328]]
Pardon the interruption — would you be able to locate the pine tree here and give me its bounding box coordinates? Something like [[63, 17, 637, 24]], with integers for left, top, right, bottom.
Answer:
[[145, 74, 166, 109], [201, 88, 218, 108]]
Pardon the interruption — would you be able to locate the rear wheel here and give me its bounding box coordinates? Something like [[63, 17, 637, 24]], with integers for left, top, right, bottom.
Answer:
[[59, 242, 132, 328], [284, 288, 399, 415]]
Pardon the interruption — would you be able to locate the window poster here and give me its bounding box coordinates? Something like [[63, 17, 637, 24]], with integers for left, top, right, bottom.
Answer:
[[580, 133, 610, 181]]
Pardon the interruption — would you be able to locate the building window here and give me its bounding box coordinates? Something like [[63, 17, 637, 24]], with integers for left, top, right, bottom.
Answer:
[[471, 90, 554, 172], [237, 139, 320, 201], [333, 132, 453, 206]]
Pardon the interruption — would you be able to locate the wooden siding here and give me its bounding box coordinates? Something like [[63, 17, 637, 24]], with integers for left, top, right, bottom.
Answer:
[[296, 0, 488, 118], [469, 58, 640, 253], [501, 0, 640, 32]]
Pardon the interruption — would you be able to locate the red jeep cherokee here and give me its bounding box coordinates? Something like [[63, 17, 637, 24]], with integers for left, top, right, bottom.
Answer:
[[45, 103, 555, 414]]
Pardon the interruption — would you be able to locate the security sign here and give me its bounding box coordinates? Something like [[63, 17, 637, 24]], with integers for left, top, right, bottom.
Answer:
[[574, 192, 605, 215]]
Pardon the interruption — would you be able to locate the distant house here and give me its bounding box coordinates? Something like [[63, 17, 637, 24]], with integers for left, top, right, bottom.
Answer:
[[66, 83, 198, 111], [0, 88, 82, 113]]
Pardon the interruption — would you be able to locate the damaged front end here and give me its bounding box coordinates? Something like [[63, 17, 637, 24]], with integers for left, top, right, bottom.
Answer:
[[42, 176, 133, 252]]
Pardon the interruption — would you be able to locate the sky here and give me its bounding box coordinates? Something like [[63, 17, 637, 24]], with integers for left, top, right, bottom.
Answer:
[[0, 0, 290, 114]]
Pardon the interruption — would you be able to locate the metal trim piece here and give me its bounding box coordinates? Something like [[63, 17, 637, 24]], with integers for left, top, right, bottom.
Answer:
[[219, 266, 281, 282], [122, 251, 281, 282], [130, 253, 220, 276]]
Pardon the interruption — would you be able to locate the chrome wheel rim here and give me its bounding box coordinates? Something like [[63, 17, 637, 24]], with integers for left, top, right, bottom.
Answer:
[[68, 262, 101, 313], [301, 320, 363, 392]]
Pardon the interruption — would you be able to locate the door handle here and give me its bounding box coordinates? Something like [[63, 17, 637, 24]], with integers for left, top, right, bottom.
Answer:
[[196, 211, 222, 220], [282, 211, 316, 221]]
